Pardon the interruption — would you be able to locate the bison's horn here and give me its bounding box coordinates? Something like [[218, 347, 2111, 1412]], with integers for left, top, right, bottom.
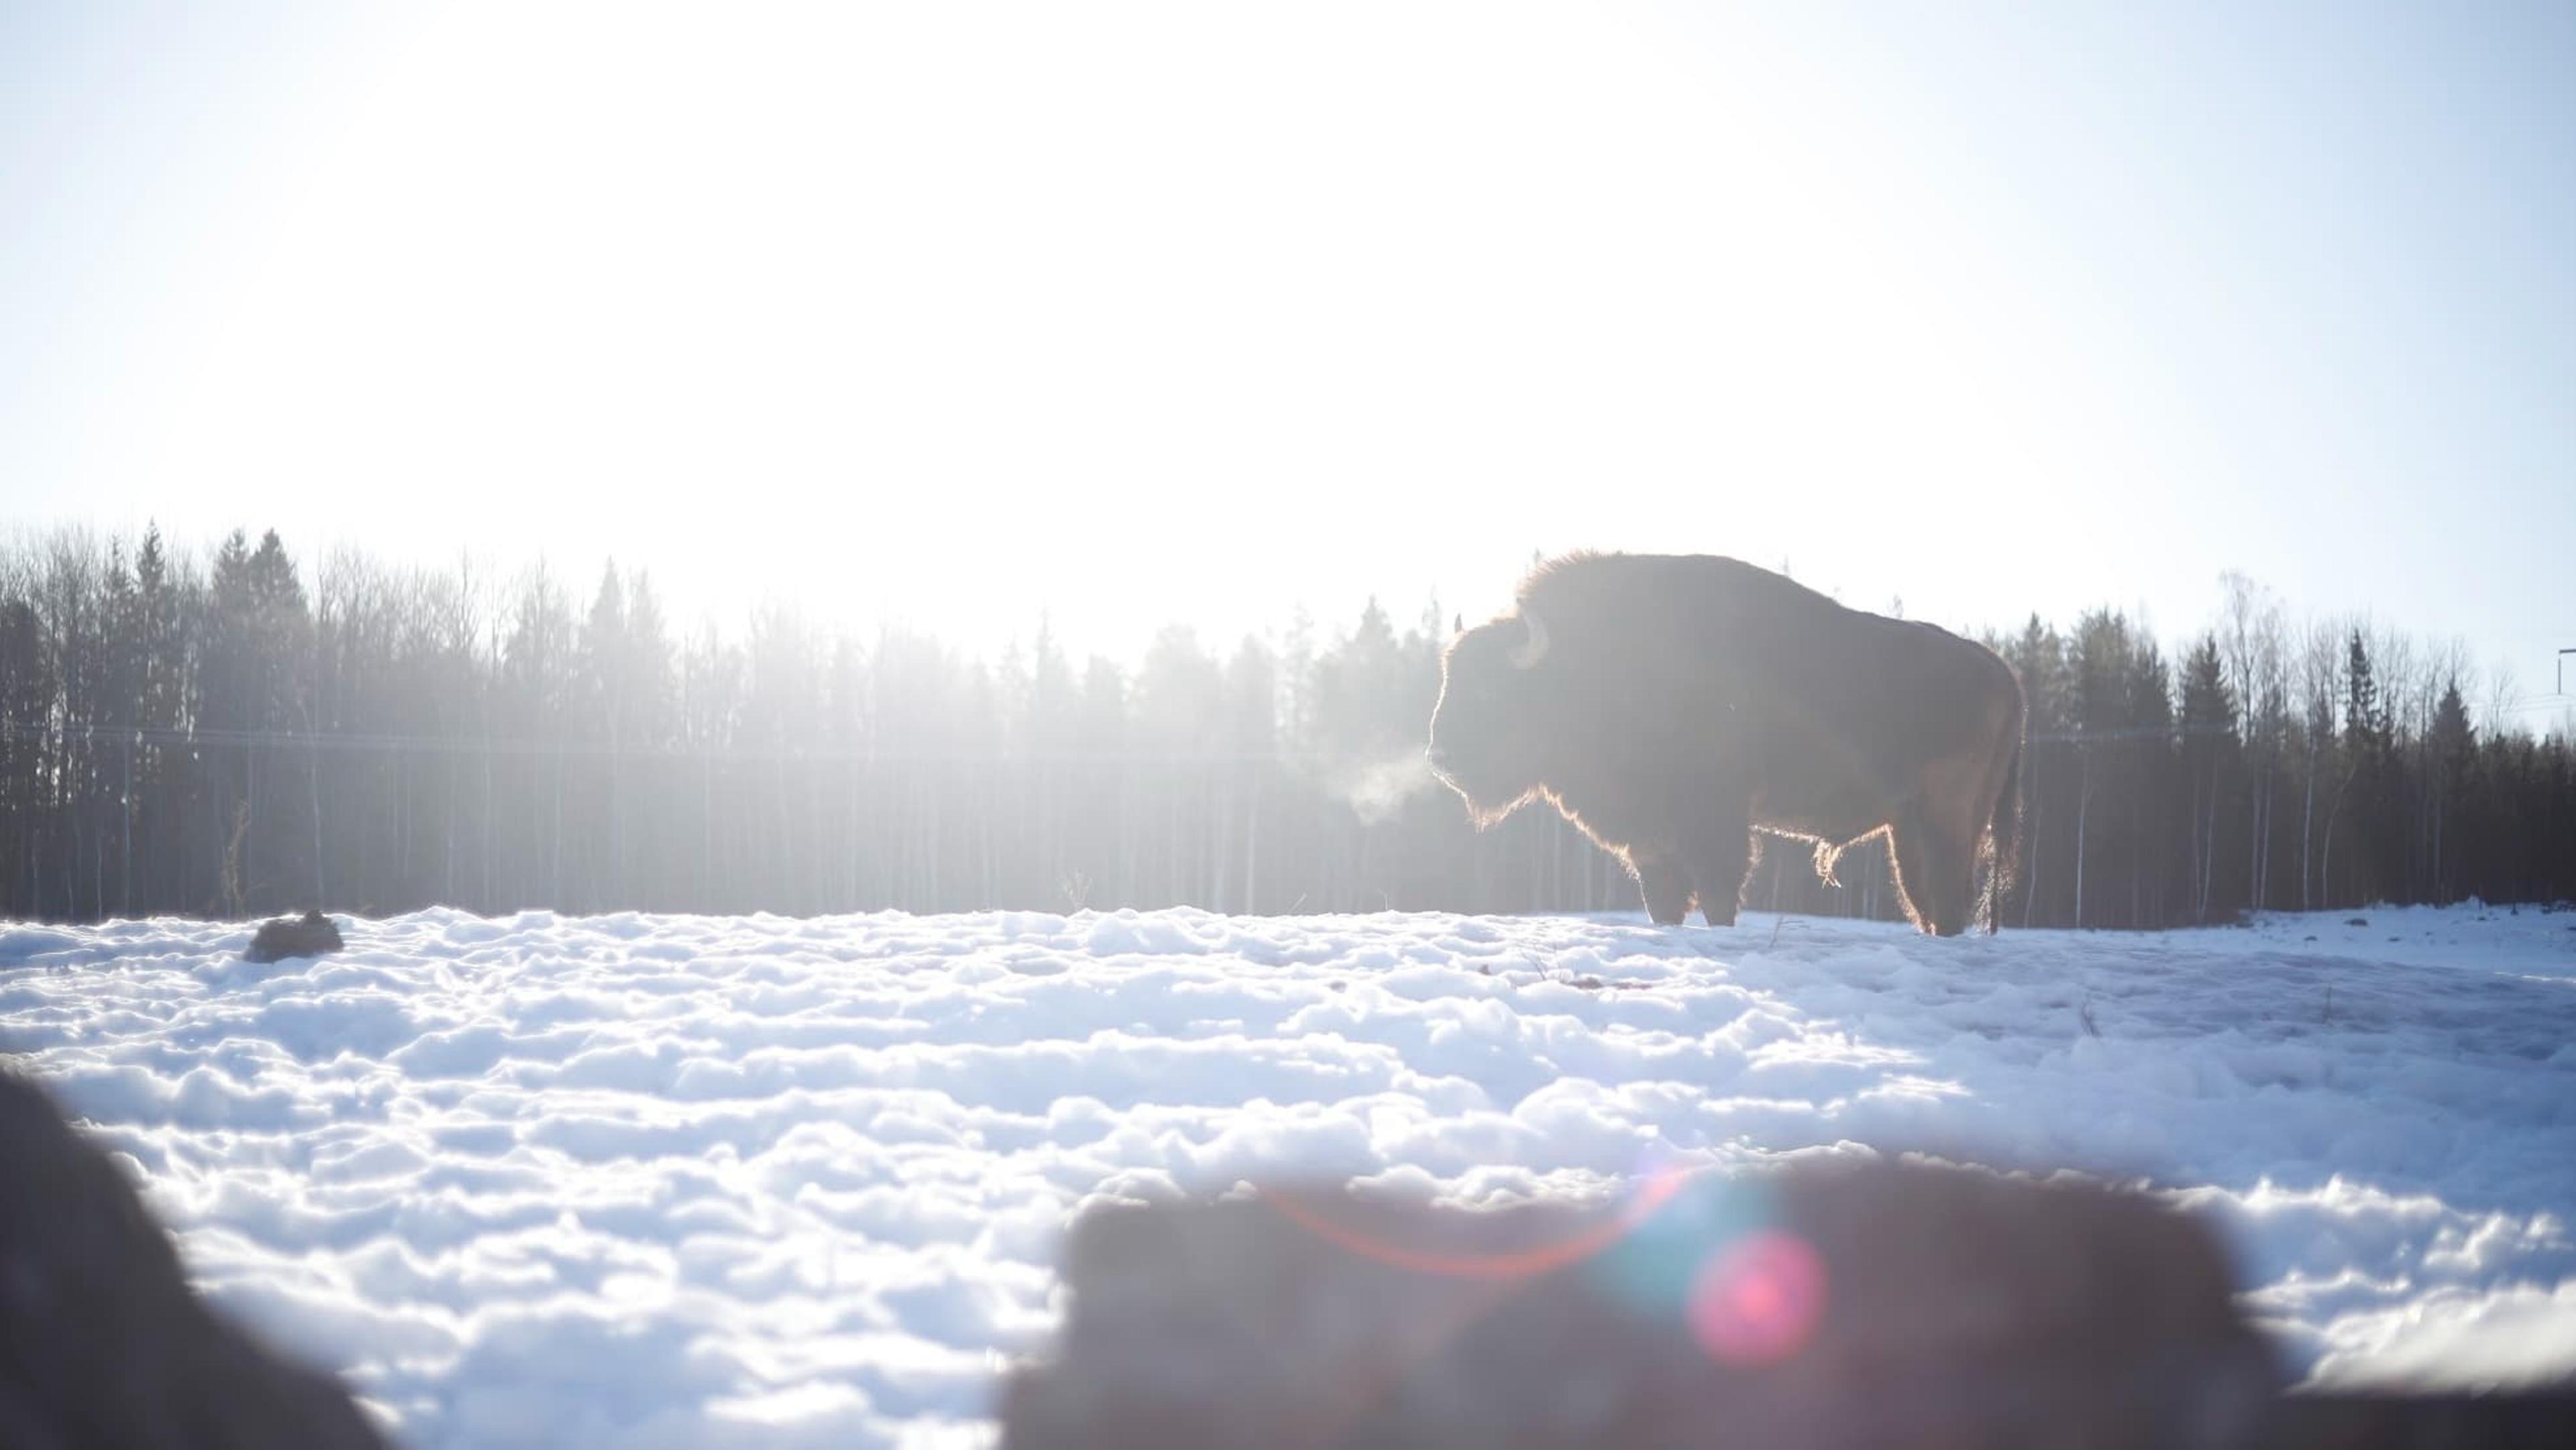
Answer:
[[1509, 610, 1549, 669]]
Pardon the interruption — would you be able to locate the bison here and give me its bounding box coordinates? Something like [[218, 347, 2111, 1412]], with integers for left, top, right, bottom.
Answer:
[[1428, 552, 2025, 935]]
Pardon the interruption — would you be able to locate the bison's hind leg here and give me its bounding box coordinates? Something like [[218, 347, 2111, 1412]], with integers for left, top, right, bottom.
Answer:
[[1679, 808, 1754, 928], [1889, 804, 1977, 937]]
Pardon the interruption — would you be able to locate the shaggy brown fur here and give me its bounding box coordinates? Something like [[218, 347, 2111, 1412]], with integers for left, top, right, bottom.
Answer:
[[1430, 553, 2025, 934]]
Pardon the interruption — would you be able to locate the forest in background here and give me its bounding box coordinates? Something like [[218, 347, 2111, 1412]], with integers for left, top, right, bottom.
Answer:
[[2, 526, 2569, 928]]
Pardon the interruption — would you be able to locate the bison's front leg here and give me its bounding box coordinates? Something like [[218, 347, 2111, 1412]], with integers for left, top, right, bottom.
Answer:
[[1631, 852, 1691, 926], [1680, 793, 1754, 928]]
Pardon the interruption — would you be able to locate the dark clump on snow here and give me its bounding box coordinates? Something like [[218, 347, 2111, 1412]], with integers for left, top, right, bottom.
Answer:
[[245, 908, 345, 964], [1001, 1159, 2276, 1448], [1000, 1159, 2571, 1448], [0, 1070, 388, 1449]]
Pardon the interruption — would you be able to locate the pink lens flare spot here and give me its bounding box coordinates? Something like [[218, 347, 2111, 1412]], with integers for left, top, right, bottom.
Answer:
[[1687, 1230, 1826, 1365]]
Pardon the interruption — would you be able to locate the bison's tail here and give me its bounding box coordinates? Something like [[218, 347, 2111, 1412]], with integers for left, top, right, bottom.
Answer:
[[1980, 730, 2025, 934]]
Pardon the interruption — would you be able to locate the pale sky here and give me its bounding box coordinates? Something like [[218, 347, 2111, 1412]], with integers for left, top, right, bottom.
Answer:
[[4, 2, 2570, 711]]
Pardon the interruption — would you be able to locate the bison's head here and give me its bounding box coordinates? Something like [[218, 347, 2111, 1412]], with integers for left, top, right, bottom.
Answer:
[[1426, 609, 1556, 824]]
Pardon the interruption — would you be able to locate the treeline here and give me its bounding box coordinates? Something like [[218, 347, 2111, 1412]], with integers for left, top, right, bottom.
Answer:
[[1994, 579, 2572, 928], [1, 529, 2568, 926]]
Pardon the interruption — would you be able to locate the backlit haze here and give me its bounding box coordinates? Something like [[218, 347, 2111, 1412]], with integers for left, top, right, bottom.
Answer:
[[5, 1, 2569, 702]]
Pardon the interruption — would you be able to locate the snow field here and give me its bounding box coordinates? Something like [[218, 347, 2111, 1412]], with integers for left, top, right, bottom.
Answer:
[[3, 902, 2573, 1446]]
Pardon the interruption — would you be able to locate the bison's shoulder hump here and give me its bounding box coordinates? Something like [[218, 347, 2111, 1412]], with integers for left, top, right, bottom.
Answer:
[[1519, 553, 1844, 632]]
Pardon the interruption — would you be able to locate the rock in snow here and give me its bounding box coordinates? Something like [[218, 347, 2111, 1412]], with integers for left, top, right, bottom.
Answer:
[[244, 908, 347, 964]]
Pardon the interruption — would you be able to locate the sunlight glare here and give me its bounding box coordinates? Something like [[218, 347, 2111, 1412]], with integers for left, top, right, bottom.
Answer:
[[130, 1, 2108, 653]]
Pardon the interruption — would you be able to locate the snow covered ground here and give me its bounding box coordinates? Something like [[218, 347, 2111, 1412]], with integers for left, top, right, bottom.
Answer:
[[3, 902, 2573, 1447]]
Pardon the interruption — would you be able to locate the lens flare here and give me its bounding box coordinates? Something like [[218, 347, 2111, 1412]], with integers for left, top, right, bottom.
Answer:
[[1256, 1168, 1691, 1283], [1687, 1230, 1825, 1365], [1588, 1162, 1770, 1318]]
